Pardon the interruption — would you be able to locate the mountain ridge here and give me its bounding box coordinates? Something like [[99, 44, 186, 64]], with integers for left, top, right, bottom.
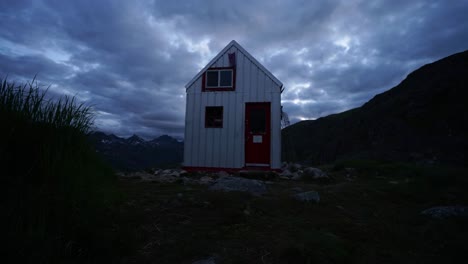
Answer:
[[282, 50, 468, 166], [88, 132, 183, 171]]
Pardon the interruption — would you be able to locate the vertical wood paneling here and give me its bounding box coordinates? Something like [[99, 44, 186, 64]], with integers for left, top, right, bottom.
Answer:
[[197, 94, 206, 166], [184, 43, 282, 169], [224, 93, 232, 167], [258, 68, 265, 101], [239, 93, 246, 167], [243, 57, 251, 102], [214, 93, 223, 168], [270, 92, 281, 168], [224, 49, 230, 65], [191, 92, 199, 165], [236, 49, 244, 93], [210, 93, 217, 167], [251, 65, 258, 101], [183, 94, 193, 165], [227, 92, 236, 167], [234, 93, 244, 167], [220, 93, 227, 167], [264, 77, 272, 102], [205, 93, 215, 166]]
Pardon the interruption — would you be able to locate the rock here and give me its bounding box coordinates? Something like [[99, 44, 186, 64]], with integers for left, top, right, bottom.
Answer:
[[216, 171, 230, 177], [179, 170, 188, 176], [239, 170, 278, 180], [131, 172, 154, 181], [293, 191, 320, 203], [302, 167, 328, 180], [290, 187, 303, 193], [168, 171, 180, 177], [151, 174, 178, 183], [288, 163, 302, 172], [192, 256, 217, 264], [279, 169, 293, 179], [291, 172, 302, 180], [421, 206, 468, 219], [209, 176, 267, 196], [199, 176, 215, 185], [181, 177, 199, 185], [125, 175, 142, 180], [162, 169, 172, 174]]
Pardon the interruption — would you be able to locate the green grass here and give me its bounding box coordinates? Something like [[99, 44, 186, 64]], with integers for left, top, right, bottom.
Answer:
[[0, 78, 121, 263]]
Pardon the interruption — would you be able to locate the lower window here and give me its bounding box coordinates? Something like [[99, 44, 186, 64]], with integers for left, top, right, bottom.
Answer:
[[205, 106, 223, 128]]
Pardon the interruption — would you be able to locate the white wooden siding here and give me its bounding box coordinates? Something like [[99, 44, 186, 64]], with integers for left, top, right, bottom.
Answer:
[[184, 43, 282, 169]]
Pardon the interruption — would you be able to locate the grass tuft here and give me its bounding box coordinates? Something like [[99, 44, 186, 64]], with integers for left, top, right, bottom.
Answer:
[[0, 78, 120, 263], [0, 77, 93, 133]]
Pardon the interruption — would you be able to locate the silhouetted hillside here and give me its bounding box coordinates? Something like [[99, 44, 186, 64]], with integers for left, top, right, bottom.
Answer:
[[282, 50, 468, 166], [88, 132, 183, 171]]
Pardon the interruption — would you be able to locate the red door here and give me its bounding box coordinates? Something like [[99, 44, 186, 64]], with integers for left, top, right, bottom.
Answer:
[[245, 102, 271, 166]]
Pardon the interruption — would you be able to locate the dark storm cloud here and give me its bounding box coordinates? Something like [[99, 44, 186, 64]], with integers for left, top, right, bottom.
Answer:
[[1, 0, 467, 138], [0, 53, 71, 81]]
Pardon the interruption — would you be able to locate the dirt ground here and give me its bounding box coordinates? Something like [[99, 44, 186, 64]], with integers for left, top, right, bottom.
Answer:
[[107, 164, 468, 264]]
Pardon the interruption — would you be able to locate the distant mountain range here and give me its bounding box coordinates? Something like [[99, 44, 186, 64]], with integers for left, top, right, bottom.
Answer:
[[282, 50, 468, 166], [88, 132, 183, 171]]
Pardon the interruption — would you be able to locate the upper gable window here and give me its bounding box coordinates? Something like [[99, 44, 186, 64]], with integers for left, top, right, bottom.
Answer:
[[203, 67, 235, 91], [206, 69, 232, 88]]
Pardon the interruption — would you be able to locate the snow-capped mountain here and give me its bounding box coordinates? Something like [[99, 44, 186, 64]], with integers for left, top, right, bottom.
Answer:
[[88, 131, 183, 171]]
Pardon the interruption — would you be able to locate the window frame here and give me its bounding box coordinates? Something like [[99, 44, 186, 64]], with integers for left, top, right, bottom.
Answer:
[[202, 67, 236, 91], [205, 106, 223, 128]]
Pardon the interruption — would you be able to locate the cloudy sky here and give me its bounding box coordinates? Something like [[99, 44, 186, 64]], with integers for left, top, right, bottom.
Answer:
[[1, 0, 467, 139]]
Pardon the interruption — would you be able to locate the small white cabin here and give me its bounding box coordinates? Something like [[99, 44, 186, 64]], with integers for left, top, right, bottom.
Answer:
[[183, 40, 282, 171]]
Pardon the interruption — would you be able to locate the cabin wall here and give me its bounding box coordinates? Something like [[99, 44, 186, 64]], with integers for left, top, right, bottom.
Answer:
[[184, 46, 282, 169]]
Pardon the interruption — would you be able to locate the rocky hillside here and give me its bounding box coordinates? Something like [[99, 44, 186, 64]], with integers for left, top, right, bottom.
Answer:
[[88, 132, 183, 171], [282, 50, 468, 166]]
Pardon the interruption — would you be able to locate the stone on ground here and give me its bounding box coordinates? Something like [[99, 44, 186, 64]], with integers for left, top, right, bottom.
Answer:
[[199, 176, 215, 185], [209, 176, 267, 195], [421, 206, 468, 219], [279, 169, 293, 179], [303, 167, 328, 179], [192, 256, 217, 264], [293, 191, 320, 203], [216, 171, 230, 177]]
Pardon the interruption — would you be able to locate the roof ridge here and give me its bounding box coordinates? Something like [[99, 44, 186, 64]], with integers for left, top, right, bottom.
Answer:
[[185, 40, 282, 89]]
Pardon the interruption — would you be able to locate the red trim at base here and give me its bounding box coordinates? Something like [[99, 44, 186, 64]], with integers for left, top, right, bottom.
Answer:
[[183, 166, 281, 173]]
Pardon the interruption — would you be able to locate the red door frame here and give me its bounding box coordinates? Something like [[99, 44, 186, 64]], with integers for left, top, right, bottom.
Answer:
[[245, 102, 271, 167]]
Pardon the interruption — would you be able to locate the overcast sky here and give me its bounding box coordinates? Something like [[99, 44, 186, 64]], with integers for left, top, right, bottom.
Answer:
[[1, 0, 467, 139]]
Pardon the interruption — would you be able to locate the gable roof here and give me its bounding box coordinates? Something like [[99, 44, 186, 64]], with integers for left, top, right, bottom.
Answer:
[[185, 40, 283, 89]]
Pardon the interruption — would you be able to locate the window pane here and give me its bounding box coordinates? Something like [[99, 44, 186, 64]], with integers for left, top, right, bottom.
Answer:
[[219, 70, 232, 87], [250, 108, 265, 133], [206, 71, 219, 87], [206, 106, 223, 128]]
